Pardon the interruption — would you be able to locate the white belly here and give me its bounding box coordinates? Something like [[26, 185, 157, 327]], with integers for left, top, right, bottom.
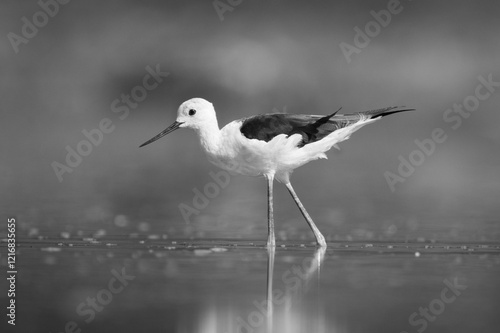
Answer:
[[204, 117, 377, 182], [206, 122, 314, 180]]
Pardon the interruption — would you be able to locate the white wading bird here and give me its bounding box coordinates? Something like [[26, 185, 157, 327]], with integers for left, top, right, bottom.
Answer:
[[140, 98, 414, 247]]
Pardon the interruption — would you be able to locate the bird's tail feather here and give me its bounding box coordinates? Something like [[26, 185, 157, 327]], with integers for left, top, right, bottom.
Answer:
[[333, 106, 415, 122], [360, 106, 416, 118]]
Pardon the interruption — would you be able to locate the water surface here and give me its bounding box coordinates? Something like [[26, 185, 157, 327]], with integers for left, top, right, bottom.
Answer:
[[1, 237, 499, 333]]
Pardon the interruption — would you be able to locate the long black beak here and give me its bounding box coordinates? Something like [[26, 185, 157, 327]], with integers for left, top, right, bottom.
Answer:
[[139, 121, 183, 147]]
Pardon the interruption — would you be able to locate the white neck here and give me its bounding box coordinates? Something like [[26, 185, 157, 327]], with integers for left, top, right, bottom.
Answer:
[[194, 120, 221, 155]]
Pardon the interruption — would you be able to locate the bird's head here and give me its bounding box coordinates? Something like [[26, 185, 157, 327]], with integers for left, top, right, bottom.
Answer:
[[176, 98, 217, 130], [139, 98, 217, 147]]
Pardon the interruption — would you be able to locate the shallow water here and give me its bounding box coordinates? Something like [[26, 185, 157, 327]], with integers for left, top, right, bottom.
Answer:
[[1, 237, 499, 333]]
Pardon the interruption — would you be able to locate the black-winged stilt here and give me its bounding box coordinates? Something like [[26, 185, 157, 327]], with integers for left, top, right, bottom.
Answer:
[[140, 98, 414, 247]]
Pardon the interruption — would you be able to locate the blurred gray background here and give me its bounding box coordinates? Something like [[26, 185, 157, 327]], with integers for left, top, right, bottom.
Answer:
[[1, 0, 499, 242]]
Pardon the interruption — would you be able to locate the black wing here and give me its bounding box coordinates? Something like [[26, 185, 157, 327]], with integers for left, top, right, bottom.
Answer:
[[239, 106, 414, 147]]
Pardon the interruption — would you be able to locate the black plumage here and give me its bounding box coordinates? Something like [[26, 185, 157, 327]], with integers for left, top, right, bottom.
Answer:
[[240, 106, 414, 147]]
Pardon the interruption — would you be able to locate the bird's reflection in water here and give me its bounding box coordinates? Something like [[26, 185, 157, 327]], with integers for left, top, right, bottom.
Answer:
[[266, 247, 326, 333], [266, 247, 275, 333], [192, 247, 328, 333]]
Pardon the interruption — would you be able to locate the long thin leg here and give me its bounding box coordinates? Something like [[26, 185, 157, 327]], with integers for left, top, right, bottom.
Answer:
[[266, 174, 276, 248], [285, 182, 327, 247]]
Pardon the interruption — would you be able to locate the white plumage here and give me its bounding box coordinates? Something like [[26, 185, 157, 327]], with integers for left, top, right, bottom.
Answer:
[[208, 115, 376, 183], [140, 98, 414, 247]]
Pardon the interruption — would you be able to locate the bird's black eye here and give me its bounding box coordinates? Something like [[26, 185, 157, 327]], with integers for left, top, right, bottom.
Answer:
[[188, 109, 196, 116]]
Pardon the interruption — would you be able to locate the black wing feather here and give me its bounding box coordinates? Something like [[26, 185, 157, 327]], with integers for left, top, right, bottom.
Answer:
[[240, 106, 414, 147]]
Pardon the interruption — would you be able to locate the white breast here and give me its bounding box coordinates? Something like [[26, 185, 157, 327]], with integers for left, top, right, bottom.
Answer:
[[203, 117, 378, 182]]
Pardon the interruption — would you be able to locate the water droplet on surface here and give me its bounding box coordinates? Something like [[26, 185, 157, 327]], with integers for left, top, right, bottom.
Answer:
[[194, 249, 212, 256], [41, 247, 61, 252], [211, 247, 227, 252]]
